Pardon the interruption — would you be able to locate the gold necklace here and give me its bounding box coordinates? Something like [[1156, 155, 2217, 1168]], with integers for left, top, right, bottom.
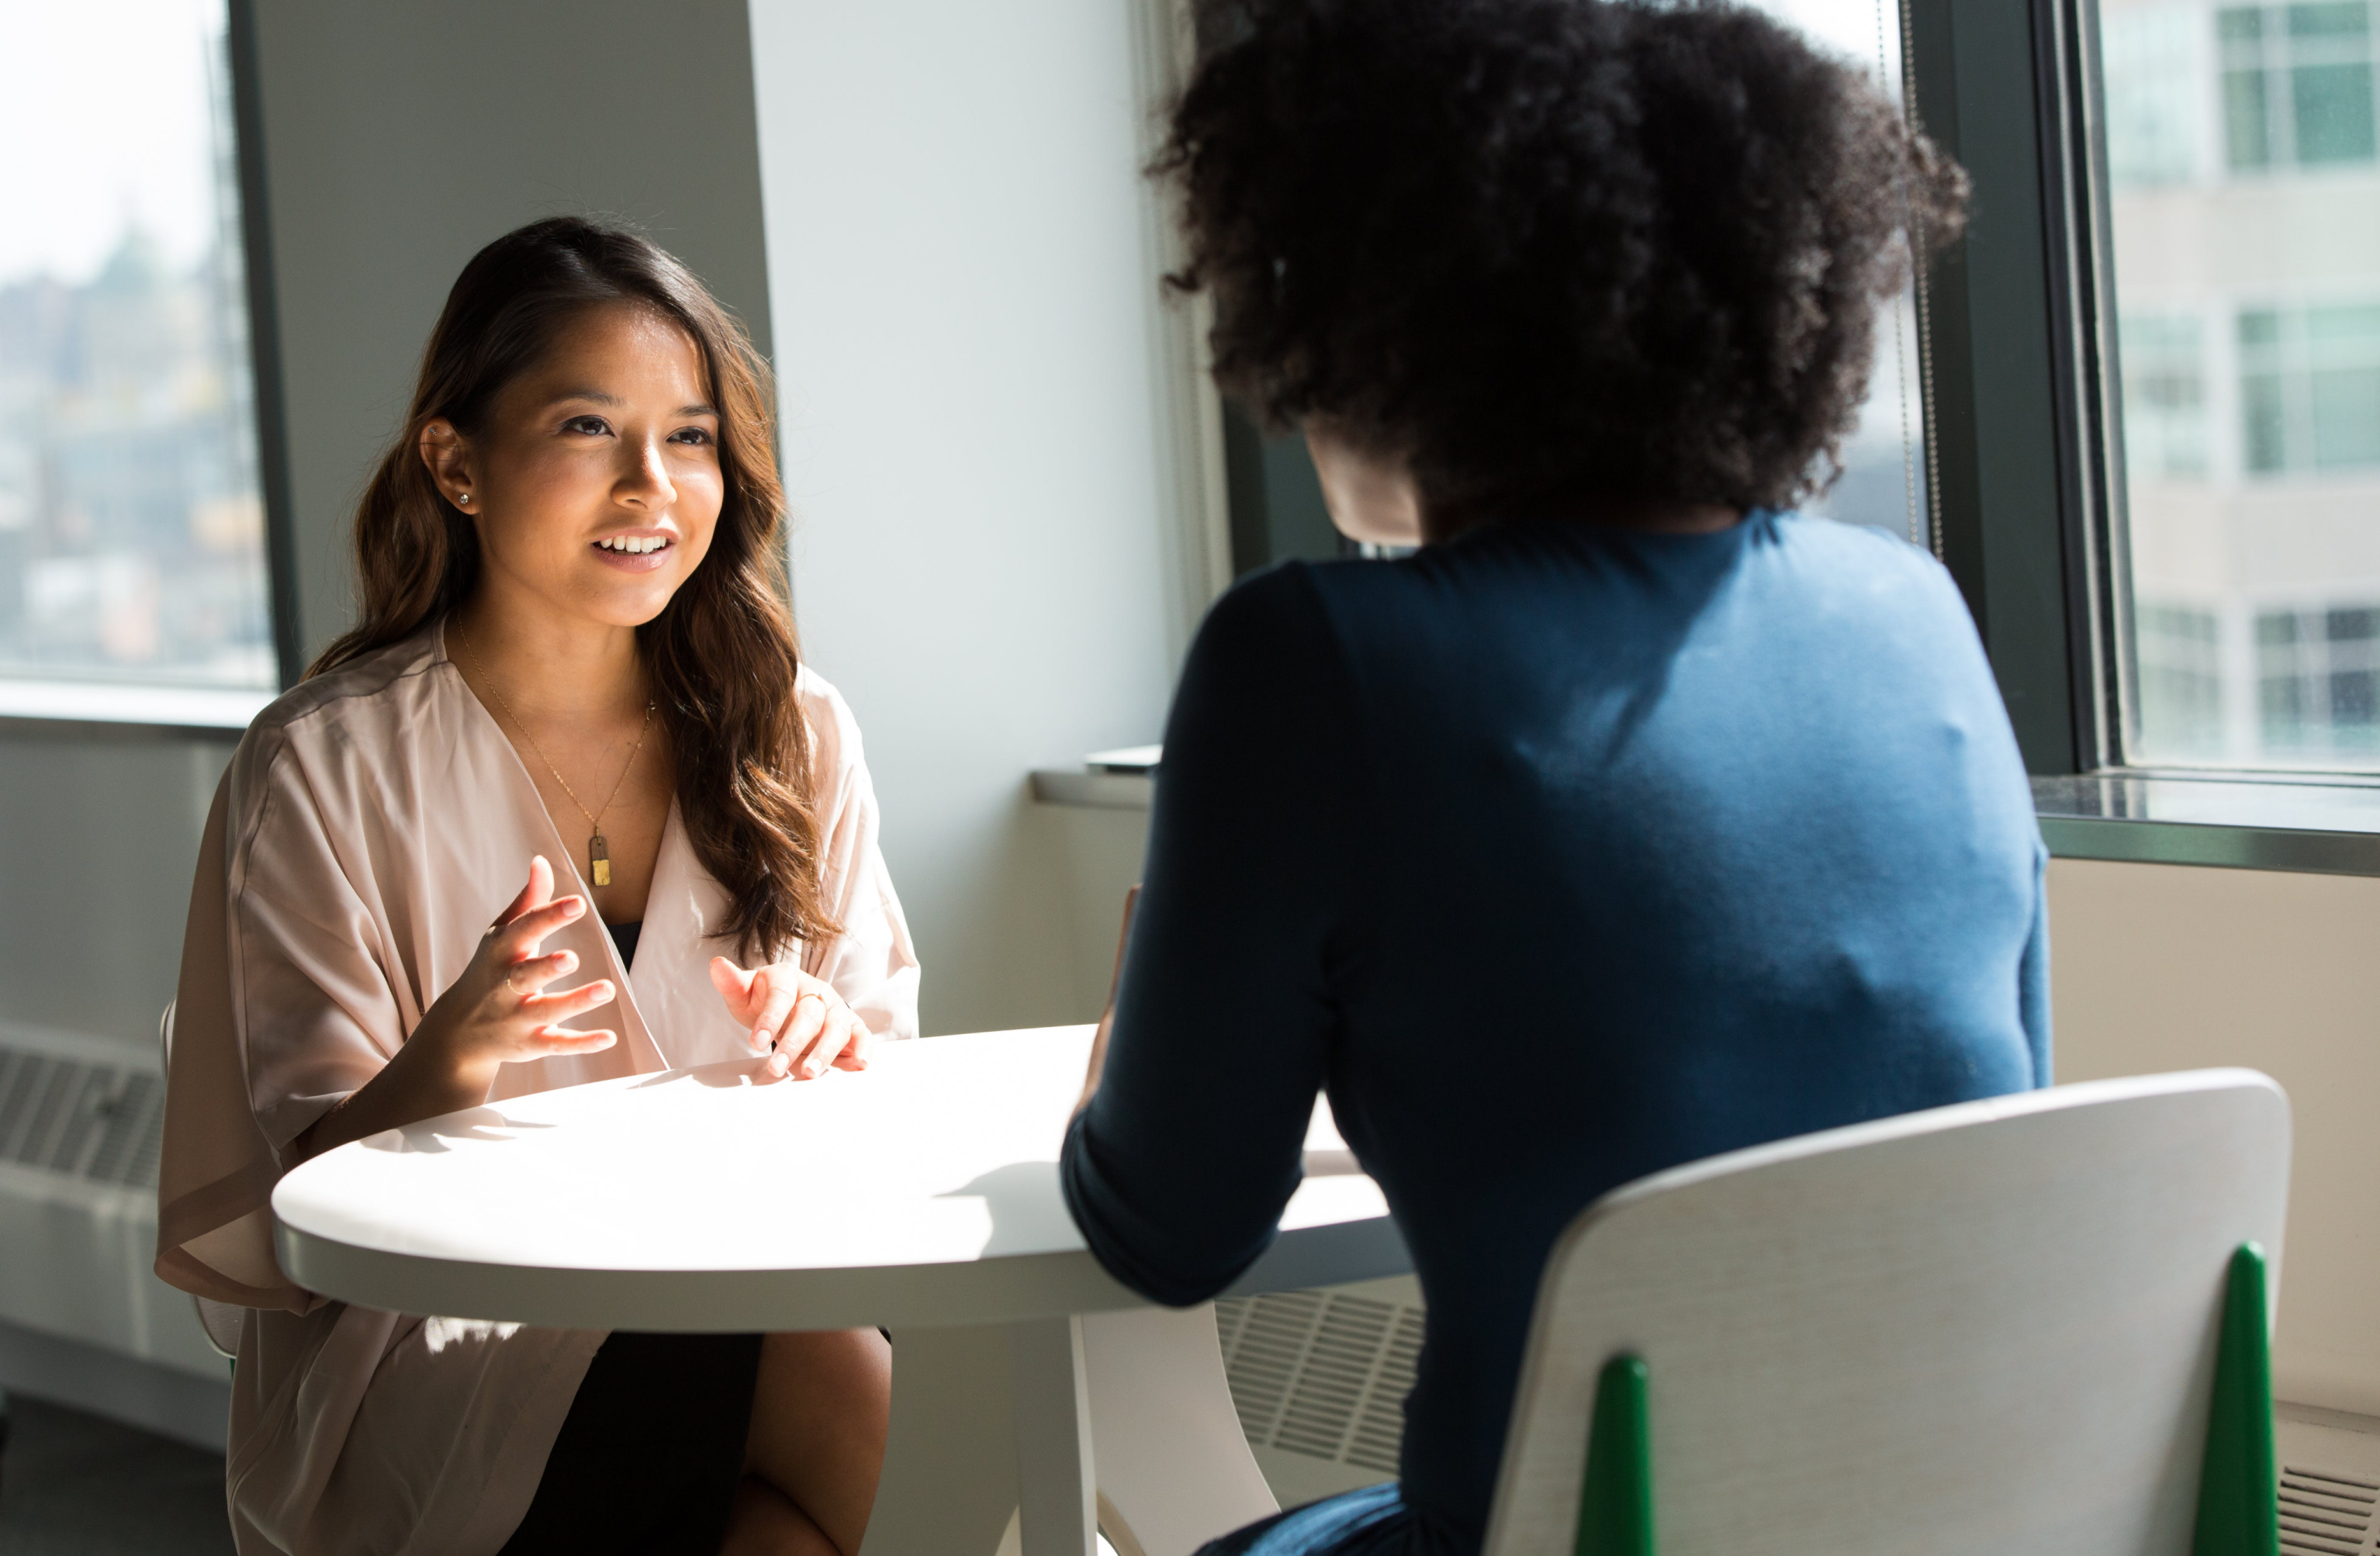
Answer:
[[454, 621, 656, 888]]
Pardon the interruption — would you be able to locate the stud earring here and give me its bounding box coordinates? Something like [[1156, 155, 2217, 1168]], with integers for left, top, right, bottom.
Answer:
[[457, 491, 470, 505]]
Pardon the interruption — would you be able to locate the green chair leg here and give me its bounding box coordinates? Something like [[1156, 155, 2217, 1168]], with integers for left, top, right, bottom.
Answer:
[[1576, 1354, 1654, 1556], [2194, 1243, 2280, 1556]]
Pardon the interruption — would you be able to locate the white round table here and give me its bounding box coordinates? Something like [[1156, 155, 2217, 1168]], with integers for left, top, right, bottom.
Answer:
[[272, 1025, 1409, 1556]]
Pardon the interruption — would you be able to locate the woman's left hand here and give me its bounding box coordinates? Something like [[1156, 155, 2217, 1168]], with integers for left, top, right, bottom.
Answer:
[[709, 957, 875, 1079]]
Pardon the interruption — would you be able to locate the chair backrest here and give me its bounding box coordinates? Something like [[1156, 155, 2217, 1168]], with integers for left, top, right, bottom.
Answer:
[[159, 1001, 244, 1363], [1481, 1070, 2291, 1556]]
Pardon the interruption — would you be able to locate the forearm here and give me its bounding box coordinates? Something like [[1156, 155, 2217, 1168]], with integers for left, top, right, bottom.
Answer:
[[1074, 1007, 1114, 1117], [1073, 886, 1138, 1115], [289, 1025, 496, 1164]]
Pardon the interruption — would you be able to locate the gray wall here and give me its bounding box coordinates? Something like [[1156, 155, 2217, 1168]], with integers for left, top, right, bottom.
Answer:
[[244, 0, 776, 662], [0, 731, 227, 1043]]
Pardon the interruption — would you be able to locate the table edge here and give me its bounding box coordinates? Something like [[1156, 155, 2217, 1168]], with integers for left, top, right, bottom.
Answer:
[[274, 1211, 1413, 1330]]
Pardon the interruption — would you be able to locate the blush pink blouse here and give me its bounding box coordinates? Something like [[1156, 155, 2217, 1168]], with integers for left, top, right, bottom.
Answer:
[[155, 624, 919, 1556]]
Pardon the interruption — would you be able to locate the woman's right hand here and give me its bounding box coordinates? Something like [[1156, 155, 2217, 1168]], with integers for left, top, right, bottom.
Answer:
[[291, 856, 618, 1164], [413, 855, 621, 1090]]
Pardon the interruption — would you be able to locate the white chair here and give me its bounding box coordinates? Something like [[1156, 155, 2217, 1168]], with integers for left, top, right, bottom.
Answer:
[[1482, 1069, 2290, 1556], [158, 1001, 244, 1363]]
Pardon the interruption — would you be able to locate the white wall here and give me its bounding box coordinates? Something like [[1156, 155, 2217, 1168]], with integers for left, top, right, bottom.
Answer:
[[749, 1, 1219, 1036], [2049, 857, 2380, 1419]]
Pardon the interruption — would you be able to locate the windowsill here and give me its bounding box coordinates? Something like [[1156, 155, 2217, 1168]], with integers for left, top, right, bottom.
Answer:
[[0, 679, 276, 738], [1029, 769, 1156, 811], [2032, 772, 2380, 877], [1035, 762, 2380, 878]]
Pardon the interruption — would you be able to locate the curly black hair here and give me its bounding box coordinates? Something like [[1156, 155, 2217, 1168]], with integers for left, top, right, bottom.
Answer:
[[1157, 0, 1969, 526]]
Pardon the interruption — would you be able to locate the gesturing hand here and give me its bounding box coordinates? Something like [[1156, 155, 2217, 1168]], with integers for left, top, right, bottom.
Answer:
[[417, 855, 621, 1087], [710, 957, 873, 1080]]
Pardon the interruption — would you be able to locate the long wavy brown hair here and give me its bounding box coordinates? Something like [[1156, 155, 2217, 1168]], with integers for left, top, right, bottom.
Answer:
[[310, 216, 835, 962]]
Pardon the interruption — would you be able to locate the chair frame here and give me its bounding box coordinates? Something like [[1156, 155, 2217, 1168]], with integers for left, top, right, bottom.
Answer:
[[1482, 1070, 2291, 1556], [1569, 1243, 2278, 1556]]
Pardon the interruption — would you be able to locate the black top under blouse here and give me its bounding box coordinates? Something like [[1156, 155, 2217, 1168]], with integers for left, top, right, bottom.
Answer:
[[607, 919, 641, 970]]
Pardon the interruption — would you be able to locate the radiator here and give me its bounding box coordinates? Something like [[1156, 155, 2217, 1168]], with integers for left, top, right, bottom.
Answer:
[[0, 1019, 225, 1380]]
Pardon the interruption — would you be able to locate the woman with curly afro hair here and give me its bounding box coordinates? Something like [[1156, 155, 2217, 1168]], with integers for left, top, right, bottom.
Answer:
[[1060, 3, 2042, 1554]]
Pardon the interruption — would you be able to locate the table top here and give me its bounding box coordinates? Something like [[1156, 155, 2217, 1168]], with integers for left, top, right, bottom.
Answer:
[[272, 1025, 1406, 1331]]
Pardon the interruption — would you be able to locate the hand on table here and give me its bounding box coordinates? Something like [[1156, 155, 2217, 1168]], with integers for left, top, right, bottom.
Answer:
[[711, 956, 873, 1080], [292, 856, 616, 1161]]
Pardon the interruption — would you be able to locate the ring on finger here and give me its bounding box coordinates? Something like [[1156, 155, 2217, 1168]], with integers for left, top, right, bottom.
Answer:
[[505, 963, 531, 997]]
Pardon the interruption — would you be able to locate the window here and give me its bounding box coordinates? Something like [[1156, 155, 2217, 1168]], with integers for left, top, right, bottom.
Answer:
[[2257, 603, 2380, 753], [2102, 0, 2380, 769], [2122, 313, 2210, 479], [0, 0, 278, 699], [2108, 4, 2209, 186], [2237, 303, 2380, 472], [2219, 2, 2378, 170], [2136, 602, 2227, 752]]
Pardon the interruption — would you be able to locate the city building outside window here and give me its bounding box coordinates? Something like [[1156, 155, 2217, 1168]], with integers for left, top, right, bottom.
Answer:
[[2102, 0, 2380, 769], [0, 0, 277, 704]]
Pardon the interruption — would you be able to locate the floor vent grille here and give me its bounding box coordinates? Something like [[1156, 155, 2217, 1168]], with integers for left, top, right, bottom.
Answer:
[[0, 1042, 163, 1188], [1215, 1290, 1424, 1474], [2281, 1464, 2380, 1556]]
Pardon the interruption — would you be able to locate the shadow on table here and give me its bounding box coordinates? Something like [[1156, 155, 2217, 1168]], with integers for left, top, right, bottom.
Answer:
[[364, 1109, 555, 1153], [939, 1160, 1083, 1257], [627, 1056, 794, 1091]]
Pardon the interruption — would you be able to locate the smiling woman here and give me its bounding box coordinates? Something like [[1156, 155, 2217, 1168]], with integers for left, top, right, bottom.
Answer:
[[154, 218, 918, 1556]]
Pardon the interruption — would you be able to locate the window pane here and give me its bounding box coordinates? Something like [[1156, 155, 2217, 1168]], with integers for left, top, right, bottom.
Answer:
[[1742, 0, 1930, 545], [2104, 0, 2380, 769], [0, 0, 275, 690], [2108, 6, 2208, 182], [2242, 369, 2289, 470], [2309, 366, 2380, 463], [2287, 2, 2368, 38], [2122, 313, 2210, 477], [2291, 61, 2378, 158], [2226, 65, 2277, 164]]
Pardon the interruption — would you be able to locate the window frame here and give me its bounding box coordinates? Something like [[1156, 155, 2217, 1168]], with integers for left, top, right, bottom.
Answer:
[[1905, 0, 2126, 780], [1924, 0, 2380, 874], [230, 0, 304, 696]]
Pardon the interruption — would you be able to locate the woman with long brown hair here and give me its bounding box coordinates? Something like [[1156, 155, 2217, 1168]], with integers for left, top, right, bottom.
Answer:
[[156, 217, 915, 1556]]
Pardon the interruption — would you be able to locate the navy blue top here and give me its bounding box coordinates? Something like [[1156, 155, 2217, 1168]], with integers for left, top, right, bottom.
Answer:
[[1060, 513, 2049, 1554]]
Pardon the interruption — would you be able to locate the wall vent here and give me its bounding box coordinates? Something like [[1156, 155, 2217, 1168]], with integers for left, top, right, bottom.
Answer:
[[2281, 1464, 2380, 1556], [0, 1040, 163, 1188], [1215, 1288, 1424, 1475]]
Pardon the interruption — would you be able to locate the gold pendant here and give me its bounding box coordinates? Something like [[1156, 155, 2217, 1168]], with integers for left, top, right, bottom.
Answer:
[[590, 832, 611, 887]]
